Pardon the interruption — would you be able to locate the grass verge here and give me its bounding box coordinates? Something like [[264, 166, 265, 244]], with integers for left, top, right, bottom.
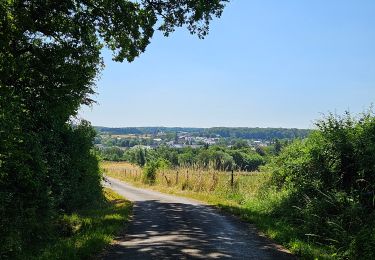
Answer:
[[35, 188, 132, 260], [105, 168, 333, 259]]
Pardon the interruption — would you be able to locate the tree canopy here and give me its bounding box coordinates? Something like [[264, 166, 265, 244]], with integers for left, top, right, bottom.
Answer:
[[0, 0, 228, 257], [1, 0, 228, 122]]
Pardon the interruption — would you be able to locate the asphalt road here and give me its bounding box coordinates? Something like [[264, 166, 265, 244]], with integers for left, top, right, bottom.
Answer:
[[102, 177, 296, 260]]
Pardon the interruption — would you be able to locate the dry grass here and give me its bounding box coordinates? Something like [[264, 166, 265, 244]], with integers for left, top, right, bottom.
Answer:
[[101, 161, 330, 259], [101, 161, 269, 205]]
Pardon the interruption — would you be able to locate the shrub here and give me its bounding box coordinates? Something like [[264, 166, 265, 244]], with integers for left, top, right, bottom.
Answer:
[[267, 110, 375, 258], [143, 159, 170, 184], [0, 120, 102, 258]]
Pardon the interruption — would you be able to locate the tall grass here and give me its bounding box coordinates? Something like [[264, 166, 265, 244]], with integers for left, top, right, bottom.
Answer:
[[31, 188, 132, 260], [102, 161, 268, 205], [102, 161, 334, 259]]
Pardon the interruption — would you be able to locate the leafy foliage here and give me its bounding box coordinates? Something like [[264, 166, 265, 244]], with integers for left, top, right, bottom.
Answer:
[[142, 159, 170, 184], [118, 144, 267, 172], [1, 0, 227, 257], [267, 110, 375, 258]]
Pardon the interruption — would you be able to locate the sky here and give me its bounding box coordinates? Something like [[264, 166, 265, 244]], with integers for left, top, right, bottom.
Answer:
[[79, 0, 375, 129]]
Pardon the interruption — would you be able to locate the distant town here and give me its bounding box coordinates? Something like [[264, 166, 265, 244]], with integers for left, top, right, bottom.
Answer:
[[94, 126, 311, 151]]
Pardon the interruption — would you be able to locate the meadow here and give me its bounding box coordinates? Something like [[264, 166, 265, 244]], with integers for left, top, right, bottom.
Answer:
[[101, 161, 268, 205], [102, 161, 330, 259]]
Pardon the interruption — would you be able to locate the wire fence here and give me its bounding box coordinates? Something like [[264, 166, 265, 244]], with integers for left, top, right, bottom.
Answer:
[[102, 161, 268, 198]]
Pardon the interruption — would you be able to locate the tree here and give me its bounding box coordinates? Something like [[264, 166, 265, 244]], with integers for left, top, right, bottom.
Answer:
[[178, 151, 195, 166], [273, 139, 282, 155], [210, 150, 234, 171], [0, 0, 228, 257], [137, 148, 147, 167], [232, 139, 248, 149]]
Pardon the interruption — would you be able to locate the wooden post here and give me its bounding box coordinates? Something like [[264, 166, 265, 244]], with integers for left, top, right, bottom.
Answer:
[[164, 175, 170, 186], [231, 169, 234, 188], [176, 171, 179, 185]]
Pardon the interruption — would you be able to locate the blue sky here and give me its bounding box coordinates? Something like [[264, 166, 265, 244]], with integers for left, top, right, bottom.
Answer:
[[79, 0, 375, 129]]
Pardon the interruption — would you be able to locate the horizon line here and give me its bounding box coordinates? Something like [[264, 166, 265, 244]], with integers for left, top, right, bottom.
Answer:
[[93, 125, 313, 130]]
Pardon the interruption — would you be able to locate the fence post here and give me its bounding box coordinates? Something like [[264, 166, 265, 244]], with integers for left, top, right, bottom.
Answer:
[[176, 171, 179, 185], [231, 169, 234, 188]]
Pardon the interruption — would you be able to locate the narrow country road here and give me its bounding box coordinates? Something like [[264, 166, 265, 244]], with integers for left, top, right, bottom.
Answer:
[[102, 177, 295, 260]]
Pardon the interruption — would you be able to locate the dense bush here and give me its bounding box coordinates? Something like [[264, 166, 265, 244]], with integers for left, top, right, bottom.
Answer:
[[142, 159, 170, 184], [229, 150, 265, 171], [142, 161, 158, 184], [0, 119, 103, 258], [267, 110, 375, 258], [99, 147, 125, 161]]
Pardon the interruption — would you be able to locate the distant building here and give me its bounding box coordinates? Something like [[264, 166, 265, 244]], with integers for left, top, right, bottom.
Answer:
[[131, 145, 152, 150]]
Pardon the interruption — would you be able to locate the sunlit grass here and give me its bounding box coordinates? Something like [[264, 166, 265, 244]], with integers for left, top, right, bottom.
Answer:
[[35, 188, 132, 260], [101, 161, 267, 202], [102, 161, 334, 259]]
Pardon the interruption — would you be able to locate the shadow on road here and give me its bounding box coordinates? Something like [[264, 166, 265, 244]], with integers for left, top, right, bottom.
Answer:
[[103, 199, 294, 260]]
